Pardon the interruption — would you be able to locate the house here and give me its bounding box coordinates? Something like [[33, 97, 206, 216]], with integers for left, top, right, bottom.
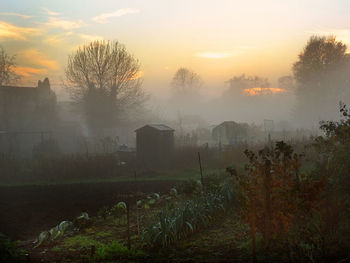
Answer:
[[0, 78, 57, 132], [212, 121, 249, 145], [135, 124, 175, 167], [0, 78, 57, 156]]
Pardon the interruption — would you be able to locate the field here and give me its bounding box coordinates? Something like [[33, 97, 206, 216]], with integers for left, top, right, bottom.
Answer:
[[4, 172, 243, 263], [1, 126, 350, 263]]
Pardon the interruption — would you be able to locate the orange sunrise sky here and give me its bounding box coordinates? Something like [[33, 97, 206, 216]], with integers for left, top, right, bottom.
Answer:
[[1, 0, 350, 99]]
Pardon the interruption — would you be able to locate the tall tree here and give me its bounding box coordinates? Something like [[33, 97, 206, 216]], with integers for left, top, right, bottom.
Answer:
[[292, 36, 350, 125], [0, 46, 19, 86], [65, 40, 146, 135]]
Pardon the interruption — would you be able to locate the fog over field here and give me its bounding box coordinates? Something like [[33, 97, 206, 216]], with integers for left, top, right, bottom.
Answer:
[[1, 0, 349, 140], [0, 1, 350, 262]]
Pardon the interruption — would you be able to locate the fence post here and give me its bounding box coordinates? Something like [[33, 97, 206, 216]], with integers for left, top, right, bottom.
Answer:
[[198, 152, 203, 186], [127, 199, 131, 250]]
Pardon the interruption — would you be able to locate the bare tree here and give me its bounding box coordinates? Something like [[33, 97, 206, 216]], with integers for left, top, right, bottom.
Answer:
[[0, 46, 19, 86], [171, 68, 202, 96], [65, 40, 146, 135]]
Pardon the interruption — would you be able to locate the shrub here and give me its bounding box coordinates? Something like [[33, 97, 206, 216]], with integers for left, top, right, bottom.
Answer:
[[236, 141, 326, 261]]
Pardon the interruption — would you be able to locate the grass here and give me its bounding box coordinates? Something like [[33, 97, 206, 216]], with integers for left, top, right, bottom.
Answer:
[[63, 234, 103, 249], [0, 168, 223, 187], [49, 232, 143, 262], [95, 230, 113, 239], [50, 246, 62, 252]]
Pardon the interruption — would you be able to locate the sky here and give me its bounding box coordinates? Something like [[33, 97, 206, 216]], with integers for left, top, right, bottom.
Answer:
[[1, 0, 350, 100]]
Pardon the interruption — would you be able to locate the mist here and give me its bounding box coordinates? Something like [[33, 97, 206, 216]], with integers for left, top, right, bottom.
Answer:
[[1, 2, 350, 262]]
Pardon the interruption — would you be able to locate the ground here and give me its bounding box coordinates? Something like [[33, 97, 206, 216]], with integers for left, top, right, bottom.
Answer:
[[0, 169, 251, 262], [20, 211, 247, 263], [157, 214, 245, 262], [0, 181, 174, 240]]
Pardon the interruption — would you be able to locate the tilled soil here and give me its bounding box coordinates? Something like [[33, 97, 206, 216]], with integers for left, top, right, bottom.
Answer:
[[0, 181, 175, 240]]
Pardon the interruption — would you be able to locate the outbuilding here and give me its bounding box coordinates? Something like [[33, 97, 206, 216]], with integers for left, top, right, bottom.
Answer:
[[135, 124, 175, 167], [212, 121, 248, 145]]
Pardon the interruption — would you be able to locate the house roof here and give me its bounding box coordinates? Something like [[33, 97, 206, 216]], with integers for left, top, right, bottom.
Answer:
[[135, 124, 174, 132]]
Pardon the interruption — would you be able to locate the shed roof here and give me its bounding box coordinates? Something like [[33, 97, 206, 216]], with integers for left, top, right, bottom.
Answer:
[[213, 121, 238, 129], [135, 124, 174, 132]]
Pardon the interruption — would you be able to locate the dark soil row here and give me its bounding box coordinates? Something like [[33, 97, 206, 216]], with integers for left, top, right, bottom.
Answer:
[[0, 181, 175, 240]]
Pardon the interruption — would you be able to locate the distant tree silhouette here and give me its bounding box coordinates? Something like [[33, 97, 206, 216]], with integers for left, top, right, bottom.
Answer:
[[65, 40, 146, 135], [171, 67, 202, 96], [292, 36, 350, 125], [224, 74, 270, 97], [278, 75, 295, 92], [169, 67, 202, 113], [0, 46, 19, 86]]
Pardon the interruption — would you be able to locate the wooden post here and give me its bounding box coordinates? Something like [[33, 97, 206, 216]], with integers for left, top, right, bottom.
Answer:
[[134, 170, 140, 236], [264, 159, 272, 249], [126, 200, 131, 249], [198, 152, 203, 186], [251, 199, 257, 263]]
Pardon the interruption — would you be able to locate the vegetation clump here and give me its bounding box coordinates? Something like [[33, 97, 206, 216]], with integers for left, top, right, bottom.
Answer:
[[142, 179, 236, 247]]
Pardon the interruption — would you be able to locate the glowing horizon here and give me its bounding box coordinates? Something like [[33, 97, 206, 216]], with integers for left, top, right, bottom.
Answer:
[[1, 0, 350, 98], [243, 87, 286, 96]]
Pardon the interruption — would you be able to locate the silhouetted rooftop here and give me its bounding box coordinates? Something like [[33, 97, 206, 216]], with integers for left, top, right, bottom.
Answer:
[[135, 124, 174, 132]]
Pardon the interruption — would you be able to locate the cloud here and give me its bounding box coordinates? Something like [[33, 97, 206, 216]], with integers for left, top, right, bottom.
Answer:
[[92, 8, 140, 24], [19, 49, 58, 70], [0, 12, 32, 19], [14, 66, 48, 77], [44, 32, 103, 47], [0, 21, 42, 40], [41, 17, 85, 30], [44, 32, 74, 46], [42, 7, 60, 16], [78, 33, 104, 42], [44, 34, 64, 46]]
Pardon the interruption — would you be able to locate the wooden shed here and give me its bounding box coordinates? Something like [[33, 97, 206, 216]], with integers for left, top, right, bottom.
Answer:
[[135, 124, 175, 167], [212, 121, 249, 145]]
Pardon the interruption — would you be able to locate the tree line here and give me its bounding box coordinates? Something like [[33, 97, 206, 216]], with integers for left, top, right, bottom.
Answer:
[[1, 35, 349, 134]]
